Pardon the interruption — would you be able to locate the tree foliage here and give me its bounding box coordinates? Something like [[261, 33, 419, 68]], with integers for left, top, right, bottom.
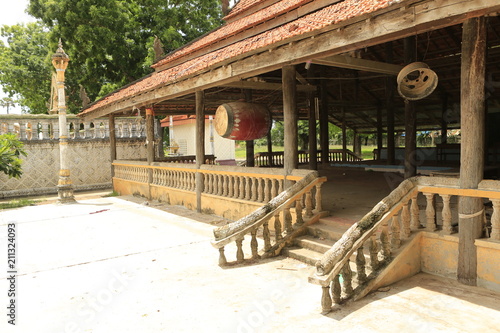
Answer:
[[0, 23, 52, 114], [27, 0, 224, 108], [0, 134, 27, 179]]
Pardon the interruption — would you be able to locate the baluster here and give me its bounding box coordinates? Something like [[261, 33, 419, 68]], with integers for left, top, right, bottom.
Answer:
[[222, 175, 228, 197], [284, 207, 293, 234], [441, 194, 453, 234], [274, 213, 282, 242], [305, 191, 313, 217], [342, 260, 353, 297], [251, 230, 259, 259], [271, 179, 278, 198], [356, 246, 367, 284], [218, 247, 227, 265], [252, 177, 258, 201], [490, 199, 500, 240], [401, 200, 411, 238], [315, 182, 323, 212], [206, 174, 212, 193], [369, 234, 379, 271], [257, 178, 264, 202], [237, 176, 243, 199], [332, 274, 341, 304], [218, 174, 224, 196], [424, 193, 436, 231], [245, 177, 251, 200], [264, 178, 270, 202], [232, 176, 239, 198], [295, 196, 304, 225], [321, 286, 332, 314], [236, 238, 244, 263], [391, 215, 401, 249], [380, 221, 391, 261], [278, 179, 284, 194], [228, 176, 233, 198], [263, 221, 271, 251], [410, 192, 420, 230]]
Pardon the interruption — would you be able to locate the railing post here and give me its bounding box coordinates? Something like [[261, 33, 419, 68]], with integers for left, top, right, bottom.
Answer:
[[263, 221, 271, 251], [295, 196, 304, 225], [490, 199, 500, 240], [251, 229, 259, 259], [321, 286, 332, 314], [441, 194, 453, 234], [356, 245, 367, 284], [401, 200, 411, 238], [218, 247, 227, 266], [284, 207, 293, 234], [236, 238, 244, 263], [410, 192, 420, 230], [391, 215, 401, 249], [424, 192, 437, 231], [315, 182, 323, 212]]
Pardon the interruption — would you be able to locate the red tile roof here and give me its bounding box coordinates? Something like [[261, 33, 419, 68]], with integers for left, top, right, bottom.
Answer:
[[152, 0, 312, 70], [79, 0, 397, 118], [225, 0, 269, 20]]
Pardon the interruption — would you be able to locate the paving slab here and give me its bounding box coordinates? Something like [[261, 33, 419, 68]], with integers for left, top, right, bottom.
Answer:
[[0, 197, 499, 333]]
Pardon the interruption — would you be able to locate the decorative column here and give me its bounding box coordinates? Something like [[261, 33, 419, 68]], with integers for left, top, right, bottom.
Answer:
[[195, 90, 205, 212], [52, 40, 75, 203], [282, 65, 298, 187]]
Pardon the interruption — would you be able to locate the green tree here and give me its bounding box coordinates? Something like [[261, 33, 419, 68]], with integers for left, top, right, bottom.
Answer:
[[0, 134, 27, 178], [27, 0, 224, 105], [0, 23, 52, 114]]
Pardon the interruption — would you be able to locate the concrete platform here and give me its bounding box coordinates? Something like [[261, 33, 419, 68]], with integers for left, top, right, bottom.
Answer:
[[1, 196, 499, 332]]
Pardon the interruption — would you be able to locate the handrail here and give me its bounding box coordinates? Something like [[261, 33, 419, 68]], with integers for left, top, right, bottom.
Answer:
[[211, 170, 327, 265], [309, 175, 500, 313]]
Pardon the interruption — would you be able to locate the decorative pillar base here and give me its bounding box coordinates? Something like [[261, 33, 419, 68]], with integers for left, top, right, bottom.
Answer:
[[57, 184, 75, 204]]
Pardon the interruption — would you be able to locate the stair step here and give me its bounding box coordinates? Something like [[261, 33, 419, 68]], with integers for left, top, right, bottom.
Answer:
[[294, 236, 334, 253], [307, 222, 350, 241], [282, 247, 323, 266]]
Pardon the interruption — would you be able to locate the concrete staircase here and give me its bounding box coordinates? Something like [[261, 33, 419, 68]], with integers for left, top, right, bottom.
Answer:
[[282, 216, 355, 266]]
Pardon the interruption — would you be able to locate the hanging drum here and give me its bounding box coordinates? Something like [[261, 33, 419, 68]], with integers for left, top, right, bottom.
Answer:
[[397, 62, 438, 100], [214, 102, 272, 140]]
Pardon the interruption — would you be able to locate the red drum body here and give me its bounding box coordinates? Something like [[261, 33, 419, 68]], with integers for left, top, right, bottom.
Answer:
[[215, 102, 272, 140]]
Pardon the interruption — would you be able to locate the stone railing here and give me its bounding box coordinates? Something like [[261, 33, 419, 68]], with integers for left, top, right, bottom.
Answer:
[[254, 149, 363, 167], [211, 171, 327, 265], [113, 161, 322, 202], [308, 176, 500, 313], [0, 114, 146, 140]]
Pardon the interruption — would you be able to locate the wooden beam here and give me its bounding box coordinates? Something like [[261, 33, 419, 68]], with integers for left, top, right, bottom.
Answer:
[[458, 17, 486, 286], [221, 80, 315, 92], [311, 55, 403, 75]]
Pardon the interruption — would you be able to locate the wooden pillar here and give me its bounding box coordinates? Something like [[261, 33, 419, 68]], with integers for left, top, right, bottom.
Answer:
[[146, 107, 155, 164], [341, 108, 347, 162], [404, 36, 417, 178], [244, 89, 255, 167], [319, 81, 329, 165], [441, 95, 448, 144], [458, 17, 486, 286], [386, 42, 395, 165], [308, 95, 318, 170], [376, 104, 383, 160], [155, 118, 165, 159], [109, 114, 117, 177], [267, 130, 273, 167], [195, 90, 205, 212], [353, 131, 362, 157], [283, 65, 298, 185]]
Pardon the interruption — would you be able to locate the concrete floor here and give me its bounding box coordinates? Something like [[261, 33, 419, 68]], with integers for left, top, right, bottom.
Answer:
[[1, 195, 500, 333]]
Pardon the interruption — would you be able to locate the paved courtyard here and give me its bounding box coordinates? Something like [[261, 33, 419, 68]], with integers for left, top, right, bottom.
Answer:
[[1, 195, 499, 332]]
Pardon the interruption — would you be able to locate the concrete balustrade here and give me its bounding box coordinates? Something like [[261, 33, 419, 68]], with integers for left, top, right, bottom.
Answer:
[[0, 115, 146, 141]]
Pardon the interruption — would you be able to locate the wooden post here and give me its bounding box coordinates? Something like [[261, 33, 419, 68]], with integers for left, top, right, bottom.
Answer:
[[319, 80, 329, 165], [244, 89, 255, 167], [441, 95, 448, 144], [283, 65, 298, 186], [377, 104, 383, 160], [386, 42, 395, 165], [342, 108, 347, 162], [196, 90, 205, 213], [267, 130, 273, 167], [146, 107, 155, 164], [308, 94, 318, 170], [458, 17, 486, 286], [404, 36, 417, 178], [109, 114, 117, 177]]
